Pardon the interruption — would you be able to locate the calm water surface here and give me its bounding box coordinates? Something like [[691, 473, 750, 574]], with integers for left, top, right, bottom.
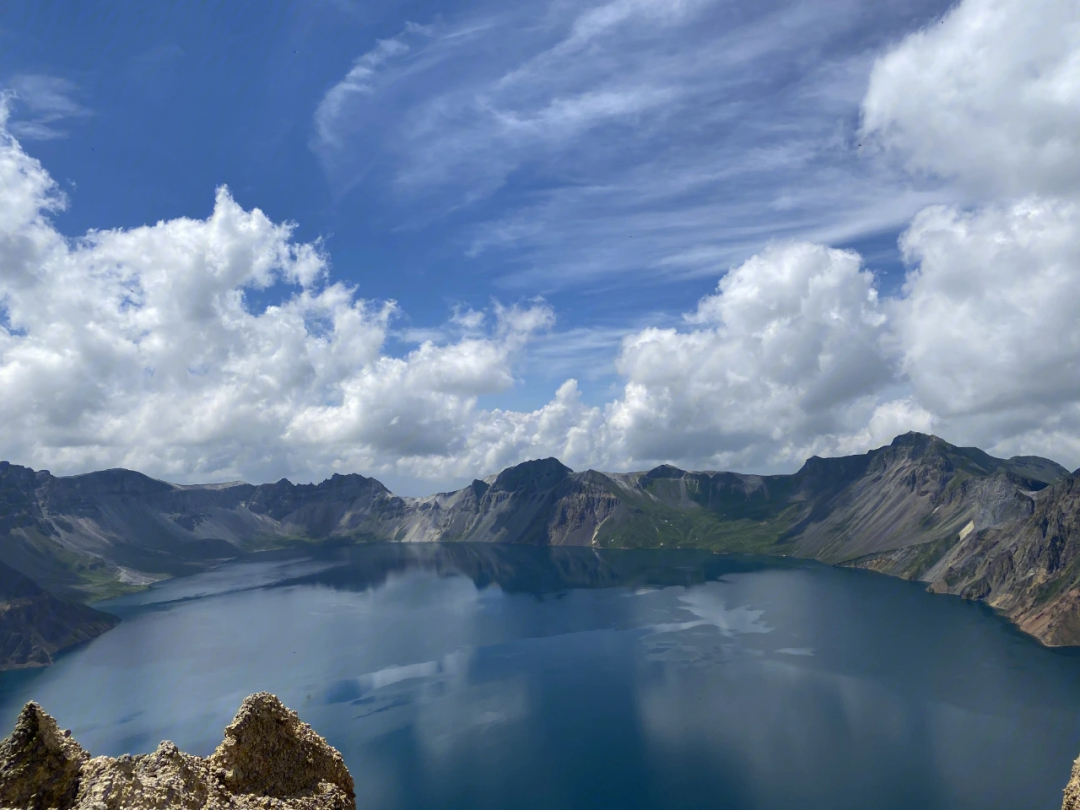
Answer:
[[3, 544, 1080, 810]]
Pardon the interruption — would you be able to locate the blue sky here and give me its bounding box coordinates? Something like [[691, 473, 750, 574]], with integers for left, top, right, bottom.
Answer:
[[2, 0, 1079, 492], [1, 1, 950, 394]]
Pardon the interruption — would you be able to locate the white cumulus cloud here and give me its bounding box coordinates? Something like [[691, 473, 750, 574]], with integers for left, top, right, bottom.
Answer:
[[0, 106, 553, 486], [602, 242, 894, 469], [861, 0, 1080, 198], [889, 199, 1080, 462], [859, 0, 1080, 464], [6, 0, 1080, 490]]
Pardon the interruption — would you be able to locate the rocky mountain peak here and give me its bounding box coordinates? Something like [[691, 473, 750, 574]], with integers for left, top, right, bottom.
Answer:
[[641, 464, 685, 481], [491, 457, 573, 492], [57, 469, 175, 498], [888, 431, 948, 451], [0, 462, 39, 488]]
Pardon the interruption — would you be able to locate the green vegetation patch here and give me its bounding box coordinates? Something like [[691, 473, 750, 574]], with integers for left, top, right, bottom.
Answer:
[[897, 536, 960, 580], [593, 489, 799, 555]]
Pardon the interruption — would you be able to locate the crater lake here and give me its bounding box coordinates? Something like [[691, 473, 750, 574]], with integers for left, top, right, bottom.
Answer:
[[2, 543, 1080, 810]]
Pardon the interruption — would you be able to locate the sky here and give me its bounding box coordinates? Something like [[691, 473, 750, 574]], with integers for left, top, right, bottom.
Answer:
[[1, 0, 1079, 494]]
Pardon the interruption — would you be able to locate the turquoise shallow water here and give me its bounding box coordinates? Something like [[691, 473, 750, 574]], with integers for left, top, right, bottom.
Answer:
[[3, 543, 1080, 810]]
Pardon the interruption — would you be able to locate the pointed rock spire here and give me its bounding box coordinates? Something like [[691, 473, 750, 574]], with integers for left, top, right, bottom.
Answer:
[[0, 694, 355, 810]]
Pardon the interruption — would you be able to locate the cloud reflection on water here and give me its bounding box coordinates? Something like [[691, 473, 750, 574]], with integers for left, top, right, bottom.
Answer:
[[1, 544, 1078, 810]]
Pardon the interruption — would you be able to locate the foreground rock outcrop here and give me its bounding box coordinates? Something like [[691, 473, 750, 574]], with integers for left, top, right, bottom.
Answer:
[[0, 693, 355, 810], [1063, 753, 1080, 809]]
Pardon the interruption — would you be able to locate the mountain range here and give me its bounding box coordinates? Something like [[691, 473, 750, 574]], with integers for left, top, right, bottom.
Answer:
[[3, 431, 1080, 668]]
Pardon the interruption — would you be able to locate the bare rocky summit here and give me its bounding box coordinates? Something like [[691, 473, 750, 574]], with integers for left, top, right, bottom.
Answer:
[[0, 693, 355, 810]]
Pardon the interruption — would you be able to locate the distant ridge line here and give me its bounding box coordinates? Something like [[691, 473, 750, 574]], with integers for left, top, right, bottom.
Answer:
[[2, 432, 1080, 661]]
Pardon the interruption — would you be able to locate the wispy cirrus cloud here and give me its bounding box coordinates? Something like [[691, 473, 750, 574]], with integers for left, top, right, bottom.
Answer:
[[312, 0, 956, 291], [2, 74, 91, 140]]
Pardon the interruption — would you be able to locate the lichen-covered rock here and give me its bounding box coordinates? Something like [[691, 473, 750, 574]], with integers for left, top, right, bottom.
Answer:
[[0, 702, 87, 810], [208, 692, 354, 803], [0, 693, 355, 810], [76, 743, 214, 810], [1064, 753, 1080, 809]]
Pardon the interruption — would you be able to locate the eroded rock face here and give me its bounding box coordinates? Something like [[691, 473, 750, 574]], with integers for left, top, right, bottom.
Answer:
[[0, 702, 87, 810], [0, 693, 355, 810], [208, 692, 354, 801], [1064, 754, 1080, 809]]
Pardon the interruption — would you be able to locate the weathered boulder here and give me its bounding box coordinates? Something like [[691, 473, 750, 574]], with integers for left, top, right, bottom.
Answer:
[[0, 693, 355, 810]]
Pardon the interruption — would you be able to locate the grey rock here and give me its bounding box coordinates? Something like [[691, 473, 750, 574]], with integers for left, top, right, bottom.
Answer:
[[0, 693, 355, 810]]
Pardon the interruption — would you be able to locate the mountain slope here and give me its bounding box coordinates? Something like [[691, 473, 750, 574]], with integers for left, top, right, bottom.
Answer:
[[921, 471, 1080, 646], [0, 559, 118, 669], [0, 462, 402, 600]]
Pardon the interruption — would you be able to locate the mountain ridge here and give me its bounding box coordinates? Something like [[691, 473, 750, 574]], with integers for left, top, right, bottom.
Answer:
[[4, 432, 1080, 663]]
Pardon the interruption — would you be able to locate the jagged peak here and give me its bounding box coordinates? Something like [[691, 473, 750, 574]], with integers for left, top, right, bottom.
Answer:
[[642, 464, 688, 481], [0, 461, 47, 489], [313, 472, 390, 496], [0, 701, 87, 810], [256, 472, 390, 497], [0, 693, 355, 810], [875, 434, 1069, 486], [0, 460, 35, 475], [209, 691, 354, 802]]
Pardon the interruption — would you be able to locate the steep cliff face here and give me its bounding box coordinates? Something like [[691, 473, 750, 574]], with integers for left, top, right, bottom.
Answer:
[[918, 472, 1080, 646], [0, 693, 355, 810], [0, 560, 117, 669], [406, 458, 584, 545]]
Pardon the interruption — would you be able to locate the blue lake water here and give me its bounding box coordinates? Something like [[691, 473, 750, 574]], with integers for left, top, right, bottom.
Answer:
[[2, 543, 1080, 810]]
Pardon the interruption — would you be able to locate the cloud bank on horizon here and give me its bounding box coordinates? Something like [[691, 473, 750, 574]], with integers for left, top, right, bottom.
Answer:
[[1, 0, 1080, 491]]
